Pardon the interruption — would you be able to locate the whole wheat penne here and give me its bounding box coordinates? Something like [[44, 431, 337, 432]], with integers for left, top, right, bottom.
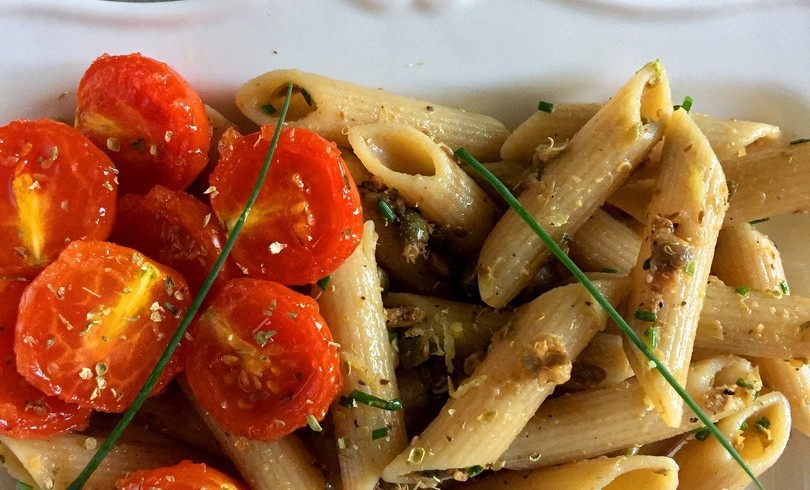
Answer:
[[477, 61, 671, 307], [236, 69, 510, 161], [502, 355, 760, 470], [317, 221, 408, 490], [464, 455, 679, 490], [673, 392, 791, 490], [622, 109, 728, 428], [382, 279, 628, 485]]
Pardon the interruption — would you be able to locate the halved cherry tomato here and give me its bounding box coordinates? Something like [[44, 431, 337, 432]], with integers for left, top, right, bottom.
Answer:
[[113, 185, 241, 296], [0, 279, 92, 437], [115, 460, 246, 490], [184, 278, 342, 441], [0, 118, 117, 278], [209, 126, 363, 285], [15, 240, 191, 413], [76, 53, 211, 194]]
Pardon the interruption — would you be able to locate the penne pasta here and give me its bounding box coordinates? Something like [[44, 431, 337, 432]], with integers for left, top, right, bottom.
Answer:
[[568, 207, 643, 274], [477, 61, 671, 307], [622, 109, 728, 427], [236, 69, 510, 161], [463, 455, 679, 490], [382, 279, 628, 485], [349, 123, 499, 255], [565, 332, 634, 390], [673, 392, 791, 490], [317, 221, 408, 490], [502, 355, 760, 470]]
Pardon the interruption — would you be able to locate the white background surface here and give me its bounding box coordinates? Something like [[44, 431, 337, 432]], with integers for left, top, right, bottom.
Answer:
[[0, 0, 809, 488]]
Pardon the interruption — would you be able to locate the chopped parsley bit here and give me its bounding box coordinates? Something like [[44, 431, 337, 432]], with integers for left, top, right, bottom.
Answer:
[[755, 417, 771, 430], [377, 198, 397, 222], [371, 427, 389, 440], [739, 421, 749, 431], [316, 276, 332, 291], [16, 482, 34, 490], [790, 138, 810, 145], [299, 88, 313, 106], [464, 465, 485, 478], [261, 103, 277, 116], [779, 280, 790, 295], [748, 217, 769, 225], [634, 309, 657, 322], [644, 326, 660, 349], [306, 413, 323, 432], [735, 286, 751, 296], [736, 378, 754, 390], [537, 100, 555, 113], [694, 426, 711, 441], [254, 330, 277, 347], [339, 389, 403, 411], [600, 268, 618, 274], [684, 260, 696, 275], [674, 95, 694, 112]]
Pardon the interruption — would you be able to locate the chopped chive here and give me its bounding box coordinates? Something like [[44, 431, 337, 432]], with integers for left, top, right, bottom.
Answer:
[[790, 138, 810, 145], [300, 88, 313, 106], [756, 417, 771, 430], [377, 198, 397, 222], [339, 389, 402, 411], [537, 100, 555, 113], [683, 260, 695, 275], [465, 465, 485, 477], [645, 326, 660, 349], [735, 286, 751, 296], [674, 95, 693, 112], [260, 103, 277, 116], [371, 426, 389, 440], [779, 280, 790, 295], [455, 147, 763, 490], [736, 378, 755, 390], [317, 275, 332, 291], [694, 426, 711, 441], [306, 413, 323, 432], [634, 310, 657, 322], [66, 83, 297, 490], [254, 330, 277, 347], [740, 421, 749, 431], [600, 268, 618, 274], [748, 217, 769, 225]]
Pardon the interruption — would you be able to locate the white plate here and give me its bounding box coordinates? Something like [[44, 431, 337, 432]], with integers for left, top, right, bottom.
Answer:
[[0, 1, 808, 489]]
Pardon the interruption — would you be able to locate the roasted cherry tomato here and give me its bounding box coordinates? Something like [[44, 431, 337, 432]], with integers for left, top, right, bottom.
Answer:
[[0, 118, 117, 278], [115, 460, 246, 490], [113, 185, 241, 296], [15, 240, 191, 413], [76, 53, 211, 194], [0, 279, 92, 437], [209, 126, 363, 285], [185, 278, 342, 441]]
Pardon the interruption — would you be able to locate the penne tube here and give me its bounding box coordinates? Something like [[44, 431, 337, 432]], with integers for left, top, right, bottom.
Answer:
[[236, 69, 510, 161], [179, 379, 327, 490], [690, 112, 781, 161], [568, 207, 643, 274], [464, 455, 679, 490], [502, 355, 760, 470], [317, 221, 408, 490], [477, 61, 671, 307], [757, 361, 810, 436], [622, 109, 728, 427], [382, 279, 628, 485], [349, 123, 499, 255], [673, 391, 791, 490], [565, 332, 634, 390], [0, 432, 198, 490]]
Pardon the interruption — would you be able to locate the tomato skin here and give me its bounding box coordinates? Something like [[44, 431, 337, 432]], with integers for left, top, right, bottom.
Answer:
[[115, 460, 246, 490], [15, 240, 191, 413], [0, 279, 92, 437], [0, 118, 117, 278], [210, 126, 363, 285], [185, 278, 342, 441], [113, 185, 241, 296], [76, 53, 211, 194]]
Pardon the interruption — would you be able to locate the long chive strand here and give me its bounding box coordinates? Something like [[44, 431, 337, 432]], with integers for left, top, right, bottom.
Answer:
[[67, 83, 295, 490], [454, 148, 763, 490]]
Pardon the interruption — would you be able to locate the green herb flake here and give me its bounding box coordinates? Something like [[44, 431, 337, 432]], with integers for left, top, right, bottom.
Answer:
[[634, 310, 657, 322], [600, 268, 618, 274], [740, 421, 749, 431], [779, 280, 790, 295], [254, 330, 277, 347], [306, 413, 323, 432], [694, 427, 711, 441], [674, 95, 694, 112], [16, 482, 34, 490], [537, 100, 555, 113], [340, 389, 402, 411], [317, 275, 332, 291], [261, 103, 277, 116], [377, 198, 397, 223], [684, 260, 696, 275], [465, 465, 485, 478], [645, 326, 660, 349], [735, 286, 751, 296], [755, 417, 771, 430], [736, 378, 754, 390], [790, 138, 810, 145], [748, 217, 769, 225], [371, 427, 389, 440]]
